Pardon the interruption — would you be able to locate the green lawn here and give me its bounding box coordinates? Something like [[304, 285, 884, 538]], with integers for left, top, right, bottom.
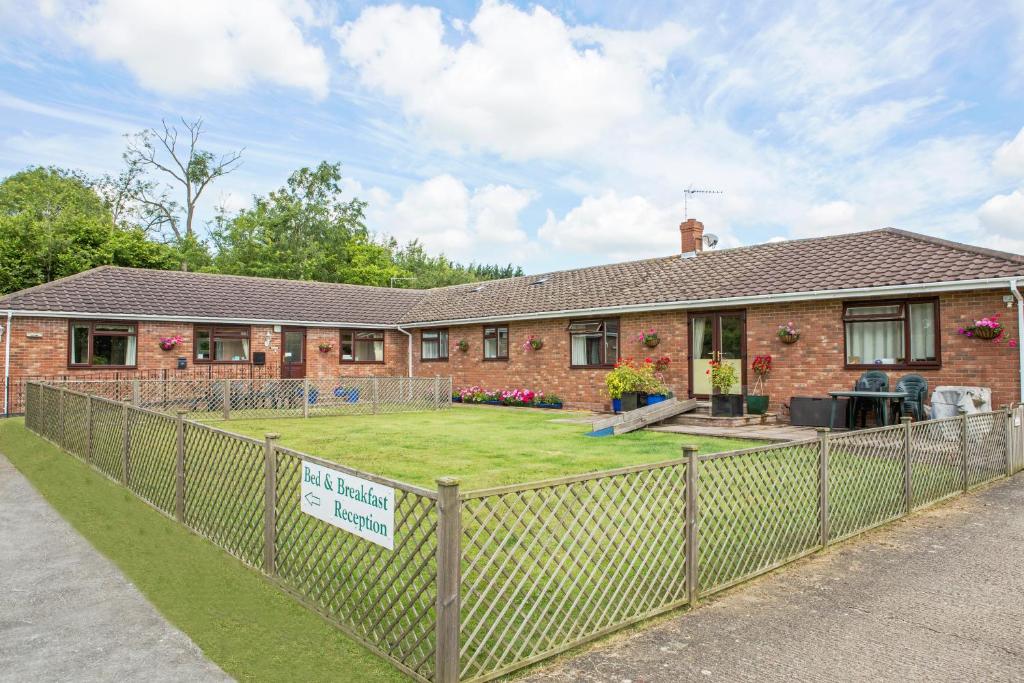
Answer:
[[224, 405, 765, 490], [0, 418, 406, 683]]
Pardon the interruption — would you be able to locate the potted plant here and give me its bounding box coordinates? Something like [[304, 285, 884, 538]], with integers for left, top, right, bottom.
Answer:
[[636, 328, 660, 348], [521, 335, 543, 351], [457, 339, 470, 353], [605, 359, 644, 412], [747, 354, 771, 414], [709, 360, 743, 417], [777, 322, 799, 344], [642, 356, 671, 404], [535, 392, 563, 409], [318, 341, 334, 353], [159, 335, 183, 351]]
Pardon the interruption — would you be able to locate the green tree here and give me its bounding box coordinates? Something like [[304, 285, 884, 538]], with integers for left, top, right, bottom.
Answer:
[[392, 240, 524, 288], [0, 167, 176, 294], [209, 162, 402, 286]]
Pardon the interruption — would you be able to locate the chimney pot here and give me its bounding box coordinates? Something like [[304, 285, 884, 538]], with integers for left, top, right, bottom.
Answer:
[[680, 218, 705, 254]]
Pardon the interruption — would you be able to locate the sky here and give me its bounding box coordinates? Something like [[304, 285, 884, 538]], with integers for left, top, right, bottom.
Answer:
[[1, 0, 1023, 275]]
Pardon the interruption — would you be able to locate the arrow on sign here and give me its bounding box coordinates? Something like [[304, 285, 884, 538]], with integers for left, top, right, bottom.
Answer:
[[304, 492, 321, 507]]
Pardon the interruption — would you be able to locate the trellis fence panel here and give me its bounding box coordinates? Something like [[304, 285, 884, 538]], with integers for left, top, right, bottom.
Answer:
[[41, 376, 452, 421], [21, 383, 1019, 683]]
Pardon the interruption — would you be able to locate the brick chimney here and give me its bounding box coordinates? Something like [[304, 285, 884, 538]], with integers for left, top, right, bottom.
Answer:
[[680, 218, 704, 254]]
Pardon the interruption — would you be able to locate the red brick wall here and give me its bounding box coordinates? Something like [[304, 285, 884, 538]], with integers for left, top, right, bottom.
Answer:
[[412, 289, 1021, 412], [5, 288, 1020, 414], [4, 319, 407, 380]]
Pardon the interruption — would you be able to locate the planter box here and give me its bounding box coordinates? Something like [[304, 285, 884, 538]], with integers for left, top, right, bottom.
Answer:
[[536, 402, 563, 410], [790, 396, 848, 428], [621, 392, 640, 412], [647, 394, 668, 405], [711, 394, 744, 417], [612, 398, 622, 413], [746, 395, 769, 414]]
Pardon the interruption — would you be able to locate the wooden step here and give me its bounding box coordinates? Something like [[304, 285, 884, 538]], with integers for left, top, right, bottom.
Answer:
[[662, 411, 778, 428]]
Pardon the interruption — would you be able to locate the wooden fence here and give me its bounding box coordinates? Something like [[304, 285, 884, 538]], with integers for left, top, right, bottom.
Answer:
[[40, 376, 452, 420], [22, 382, 1023, 682]]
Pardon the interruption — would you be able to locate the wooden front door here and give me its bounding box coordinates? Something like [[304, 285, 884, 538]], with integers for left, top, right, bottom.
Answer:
[[688, 311, 746, 398], [281, 327, 306, 379]]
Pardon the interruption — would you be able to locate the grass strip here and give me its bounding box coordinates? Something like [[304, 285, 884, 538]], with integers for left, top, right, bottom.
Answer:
[[0, 418, 407, 683]]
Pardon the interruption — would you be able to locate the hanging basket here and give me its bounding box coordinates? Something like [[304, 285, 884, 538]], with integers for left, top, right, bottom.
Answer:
[[643, 337, 660, 348], [969, 326, 1000, 340], [778, 332, 800, 344]]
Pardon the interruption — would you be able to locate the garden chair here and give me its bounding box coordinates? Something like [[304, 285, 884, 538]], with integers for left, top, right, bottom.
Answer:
[[851, 370, 888, 428], [895, 374, 928, 421]]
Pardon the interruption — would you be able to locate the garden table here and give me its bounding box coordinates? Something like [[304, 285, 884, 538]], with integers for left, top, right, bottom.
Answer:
[[828, 390, 908, 429]]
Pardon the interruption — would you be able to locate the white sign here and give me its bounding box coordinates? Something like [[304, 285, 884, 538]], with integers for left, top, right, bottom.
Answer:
[[300, 461, 395, 550]]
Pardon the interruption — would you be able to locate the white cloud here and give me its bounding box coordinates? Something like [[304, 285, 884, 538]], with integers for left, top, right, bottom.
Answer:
[[68, 0, 329, 99], [994, 127, 1024, 178], [978, 189, 1024, 236], [363, 174, 536, 260], [335, 1, 692, 159], [538, 191, 685, 260]]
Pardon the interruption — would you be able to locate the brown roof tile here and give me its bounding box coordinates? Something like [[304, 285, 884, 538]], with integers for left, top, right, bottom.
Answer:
[[399, 229, 1024, 323], [2, 229, 1022, 326], [0, 266, 427, 325]]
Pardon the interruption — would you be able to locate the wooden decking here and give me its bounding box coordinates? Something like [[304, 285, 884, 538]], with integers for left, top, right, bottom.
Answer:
[[647, 422, 820, 442]]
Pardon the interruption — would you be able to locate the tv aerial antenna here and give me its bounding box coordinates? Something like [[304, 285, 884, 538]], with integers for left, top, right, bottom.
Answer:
[[683, 185, 723, 220]]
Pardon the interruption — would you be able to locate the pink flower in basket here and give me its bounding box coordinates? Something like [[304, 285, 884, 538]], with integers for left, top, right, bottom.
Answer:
[[159, 335, 183, 351]]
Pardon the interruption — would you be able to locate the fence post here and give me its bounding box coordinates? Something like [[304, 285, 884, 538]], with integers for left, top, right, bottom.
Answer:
[[175, 410, 187, 523], [1004, 406, 1013, 479], [303, 379, 310, 419], [433, 376, 440, 410], [264, 433, 280, 576], [817, 428, 830, 547], [222, 379, 231, 420], [960, 413, 969, 492], [58, 387, 66, 449], [121, 403, 130, 486], [435, 476, 462, 683], [684, 445, 700, 607], [901, 416, 913, 514], [372, 377, 379, 414], [85, 395, 93, 462], [132, 378, 141, 407]]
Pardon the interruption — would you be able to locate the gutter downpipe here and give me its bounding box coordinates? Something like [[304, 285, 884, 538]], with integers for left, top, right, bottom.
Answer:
[[1011, 279, 1024, 403], [3, 310, 11, 416], [396, 325, 414, 378]]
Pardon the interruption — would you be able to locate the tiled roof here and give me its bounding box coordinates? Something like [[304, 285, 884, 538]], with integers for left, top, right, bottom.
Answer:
[[399, 229, 1024, 323], [0, 266, 427, 325], [2, 229, 1022, 326]]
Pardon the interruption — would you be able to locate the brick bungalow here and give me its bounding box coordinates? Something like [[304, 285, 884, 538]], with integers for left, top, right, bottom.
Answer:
[[3, 222, 1023, 415]]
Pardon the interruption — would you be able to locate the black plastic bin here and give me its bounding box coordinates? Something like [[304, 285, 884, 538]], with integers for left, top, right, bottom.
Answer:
[[790, 396, 849, 428]]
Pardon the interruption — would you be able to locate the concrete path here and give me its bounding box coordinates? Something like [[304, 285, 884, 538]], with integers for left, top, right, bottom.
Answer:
[[527, 474, 1024, 683], [0, 453, 231, 682]]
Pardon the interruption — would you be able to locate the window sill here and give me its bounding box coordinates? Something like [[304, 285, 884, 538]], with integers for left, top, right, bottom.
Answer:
[[569, 364, 615, 370], [420, 357, 450, 363], [68, 365, 138, 370], [482, 357, 509, 362]]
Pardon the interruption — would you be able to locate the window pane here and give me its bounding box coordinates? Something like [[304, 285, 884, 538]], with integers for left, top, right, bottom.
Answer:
[[909, 302, 936, 362], [571, 333, 600, 365], [92, 334, 135, 366], [340, 333, 354, 360], [846, 320, 905, 365], [422, 337, 440, 360], [568, 321, 601, 333], [497, 327, 508, 357], [216, 338, 249, 361], [94, 322, 135, 333], [605, 327, 618, 363], [355, 339, 383, 362], [484, 337, 497, 358], [283, 332, 303, 363], [846, 304, 902, 318], [195, 329, 211, 360], [71, 325, 90, 364], [438, 330, 448, 358]]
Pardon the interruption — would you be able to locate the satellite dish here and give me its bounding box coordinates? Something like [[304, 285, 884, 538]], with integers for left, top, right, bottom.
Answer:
[[703, 233, 719, 249]]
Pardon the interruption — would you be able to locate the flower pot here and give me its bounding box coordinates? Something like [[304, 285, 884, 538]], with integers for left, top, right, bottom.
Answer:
[[711, 394, 744, 417], [530, 340, 544, 350], [778, 332, 799, 344], [453, 396, 462, 403], [647, 394, 668, 405], [537, 402, 563, 409], [746, 394, 769, 414], [160, 342, 175, 351], [643, 337, 660, 348], [612, 397, 622, 413], [620, 392, 640, 412]]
